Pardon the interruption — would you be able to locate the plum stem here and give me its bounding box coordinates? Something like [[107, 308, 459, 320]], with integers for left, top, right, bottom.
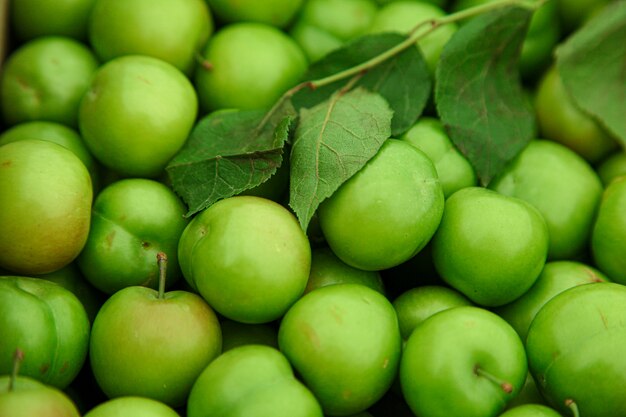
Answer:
[[474, 365, 514, 394], [157, 252, 167, 300], [565, 399, 580, 417], [9, 349, 24, 392]]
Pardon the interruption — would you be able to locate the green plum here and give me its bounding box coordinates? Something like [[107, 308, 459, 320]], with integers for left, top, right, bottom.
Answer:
[[526, 283, 626, 416], [77, 178, 188, 294], [79, 55, 198, 178], [499, 404, 562, 417], [178, 195, 311, 323], [89, 254, 222, 407], [0, 121, 100, 190], [0, 36, 98, 127], [318, 139, 444, 271], [591, 176, 626, 284], [0, 373, 80, 417], [220, 320, 279, 352], [207, 0, 304, 28], [400, 306, 528, 417], [0, 277, 90, 389], [400, 117, 477, 198], [278, 284, 401, 415], [187, 345, 323, 417], [596, 150, 626, 186], [89, 0, 212, 75], [490, 140, 603, 260], [0, 140, 92, 274], [494, 261, 609, 341], [432, 187, 549, 307], [10, 0, 94, 42], [305, 247, 385, 295], [289, 0, 378, 62], [393, 285, 473, 340], [195, 22, 307, 112], [535, 66, 617, 164], [83, 397, 179, 417], [368, 1, 457, 75]]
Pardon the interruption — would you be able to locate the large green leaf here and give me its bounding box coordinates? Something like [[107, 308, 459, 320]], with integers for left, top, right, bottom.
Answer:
[[435, 5, 535, 186]]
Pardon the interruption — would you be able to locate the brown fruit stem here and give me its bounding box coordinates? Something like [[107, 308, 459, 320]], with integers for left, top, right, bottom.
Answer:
[[474, 365, 514, 394], [565, 399, 580, 417], [9, 349, 24, 392], [156, 252, 167, 300]]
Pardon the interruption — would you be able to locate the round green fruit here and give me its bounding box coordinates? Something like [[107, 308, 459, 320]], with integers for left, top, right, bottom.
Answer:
[[0, 277, 90, 389], [89, 0, 213, 75], [195, 22, 307, 112], [499, 404, 562, 417], [0, 140, 92, 274], [0, 374, 81, 417], [526, 283, 626, 416], [278, 284, 401, 415], [79, 55, 198, 178], [178, 196, 311, 323], [318, 139, 444, 271], [490, 140, 603, 260], [432, 187, 549, 307], [10, 0, 94, 42], [207, 0, 304, 28], [591, 176, 626, 284], [596, 150, 626, 186], [187, 345, 323, 417], [83, 397, 179, 417], [400, 306, 528, 417], [77, 178, 188, 294], [0, 36, 98, 128]]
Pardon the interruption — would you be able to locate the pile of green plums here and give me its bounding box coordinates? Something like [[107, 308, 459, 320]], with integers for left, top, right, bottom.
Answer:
[[1, 0, 625, 416]]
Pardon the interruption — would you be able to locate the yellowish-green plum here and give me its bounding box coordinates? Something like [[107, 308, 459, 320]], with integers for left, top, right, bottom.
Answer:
[[318, 139, 444, 271], [597, 151, 626, 186], [0, 374, 81, 417], [0, 140, 92, 274], [83, 397, 179, 417]]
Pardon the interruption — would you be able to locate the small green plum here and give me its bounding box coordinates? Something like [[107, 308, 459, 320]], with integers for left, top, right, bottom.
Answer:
[[83, 397, 179, 417], [206, 0, 304, 28], [10, 0, 95, 42]]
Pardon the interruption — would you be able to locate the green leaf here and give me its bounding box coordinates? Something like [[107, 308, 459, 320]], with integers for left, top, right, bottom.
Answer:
[[166, 102, 296, 216], [435, 5, 535, 186], [289, 87, 393, 230], [292, 33, 431, 136], [556, 1, 626, 145]]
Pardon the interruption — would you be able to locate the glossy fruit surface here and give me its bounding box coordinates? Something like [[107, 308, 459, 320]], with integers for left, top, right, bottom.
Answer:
[[0, 140, 92, 274], [0, 276, 90, 389], [178, 196, 311, 323], [318, 139, 444, 271], [83, 396, 179, 417], [279, 284, 401, 415], [0, 375, 81, 417], [432, 187, 549, 306]]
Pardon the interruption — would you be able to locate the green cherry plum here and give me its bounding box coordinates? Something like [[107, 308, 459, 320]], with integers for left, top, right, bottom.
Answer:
[[278, 284, 401, 416], [89, 254, 222, 407], [596, 150, 626, 186], [289, 0, 378, 62], [195, 22, 307, 112], [0, 36, 98, 128], [432, 187, 549, 307], [591, 176, 626, 284], [368, 1, 457, 75], [490, 140, 603, 260], [393, 285, 473, 341], [187, 345, 323, 417], [178, 195, 311, 323], [400, 117, 477, 198], [0, 277, 90, 389], [304, 247, 385, 295], [83, 397, 179, 417], [400, 306, 528, 417], [499, 404, 562, 417], [89, 0, 212, 75], [0, 140, 92, 275], [77, 178, 188, 294], [526, 283, 626, 416], [10, 0, 94, 42], [318, 139, 444, 271], [79, 55, 198, 178], [535, 66, 617, 164], [206, 0, 304, 28], [494, 261, 609, 341]]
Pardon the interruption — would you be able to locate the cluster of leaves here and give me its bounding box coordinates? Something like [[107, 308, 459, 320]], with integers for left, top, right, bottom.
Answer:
[[166, 1, 626, 231]]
